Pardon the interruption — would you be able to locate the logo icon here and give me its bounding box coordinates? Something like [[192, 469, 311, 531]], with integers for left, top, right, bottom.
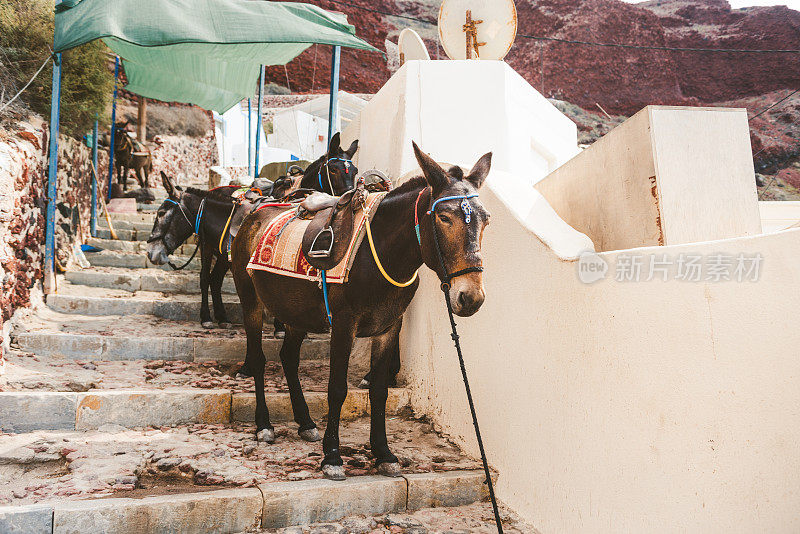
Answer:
[[577, 250, 608, 284]]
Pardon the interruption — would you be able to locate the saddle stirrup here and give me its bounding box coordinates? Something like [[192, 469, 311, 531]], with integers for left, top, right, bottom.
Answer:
[[308, 226, 335, 258]]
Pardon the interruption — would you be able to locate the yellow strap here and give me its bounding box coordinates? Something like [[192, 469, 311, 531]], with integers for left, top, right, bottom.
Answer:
[[218, 205, 236, 255], [364, 214, 418, 287]]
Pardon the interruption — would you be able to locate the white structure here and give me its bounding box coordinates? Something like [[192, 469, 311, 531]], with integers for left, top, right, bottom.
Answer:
[[268, 92, 367, 161], [213, 104, 291, 170], [344, 59, 800, 532]]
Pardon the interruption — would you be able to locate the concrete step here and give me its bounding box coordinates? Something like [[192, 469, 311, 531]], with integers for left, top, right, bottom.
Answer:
[[47, 290, 243, 323], [85, 250, 200, 271], [0, 471, 488, 533], [13, 330, 326, 362], [86, 237, 194, 256], [0, 388, 409, 432], [64, 267, 234, 294], [98, 219, 154, 233]]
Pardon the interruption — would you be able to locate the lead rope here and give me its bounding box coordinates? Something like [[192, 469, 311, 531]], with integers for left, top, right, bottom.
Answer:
[[164, 198, 203, 271], [429, 198, 503, 534]]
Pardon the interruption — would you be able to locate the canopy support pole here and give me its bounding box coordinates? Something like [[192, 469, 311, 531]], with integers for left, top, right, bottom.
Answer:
[[254, 66, 265, 178], [247, 98, 252, 176], [328, 46, 341, 144], [107, 56, 119, 200], [91, 116, 98, 237], [44, 52, 62, 295], [137, 96, 147, 145]]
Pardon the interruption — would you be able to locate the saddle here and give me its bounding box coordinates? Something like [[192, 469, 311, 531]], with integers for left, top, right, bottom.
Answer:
[[300, 170, 392, 271]]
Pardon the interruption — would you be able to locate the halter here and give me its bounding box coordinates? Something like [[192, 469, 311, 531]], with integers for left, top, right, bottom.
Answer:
[[366, 186, 484, 289], [147, 197, 205, 270], [318, 157, 353, 194]]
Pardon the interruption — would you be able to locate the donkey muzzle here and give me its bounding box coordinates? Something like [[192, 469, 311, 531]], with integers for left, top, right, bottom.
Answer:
[[146, 242, 170, 266]]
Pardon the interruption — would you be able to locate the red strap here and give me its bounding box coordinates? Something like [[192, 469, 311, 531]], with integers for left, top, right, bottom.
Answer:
[[414, 187, 427, 227], [254, 203, 294, 212]]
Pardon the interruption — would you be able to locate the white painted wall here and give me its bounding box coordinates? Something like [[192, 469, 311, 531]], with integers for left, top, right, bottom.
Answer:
[[350, 60, 800, 532], [759, 201, 800, 233]]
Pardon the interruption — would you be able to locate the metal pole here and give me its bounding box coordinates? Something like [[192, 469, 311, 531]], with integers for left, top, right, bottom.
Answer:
[[107, 56, 119, 200], [247, 98, 252, 176], [44, 52, 62, 294], [91, 116, 98, 237], [327, 46, 341, 144], [254, 66, 265, 178]]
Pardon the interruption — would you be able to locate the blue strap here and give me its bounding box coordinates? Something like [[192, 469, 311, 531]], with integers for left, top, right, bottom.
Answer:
[[195, 199, 204, 235], [428, 193, 479, 215], [318, 171, 324, 190], [321, 270, 332, 326]]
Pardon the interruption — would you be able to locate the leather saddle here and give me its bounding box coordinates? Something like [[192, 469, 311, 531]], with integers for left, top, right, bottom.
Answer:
[[299, 169, 392, 271]]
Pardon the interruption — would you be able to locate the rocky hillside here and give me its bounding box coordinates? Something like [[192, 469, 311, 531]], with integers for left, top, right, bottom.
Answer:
[[265, 0, 798, 196]]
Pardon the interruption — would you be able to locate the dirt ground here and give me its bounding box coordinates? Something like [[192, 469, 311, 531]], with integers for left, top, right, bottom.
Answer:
[[255, 502, 537, 533], [0, 349, 341, 394], [0, 415, 480, 506]]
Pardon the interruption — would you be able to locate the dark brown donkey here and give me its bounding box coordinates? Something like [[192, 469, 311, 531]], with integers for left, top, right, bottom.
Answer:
[[114, 122, 153, 190], [230, 142, 491, 480], [146, 133, 359, 329]]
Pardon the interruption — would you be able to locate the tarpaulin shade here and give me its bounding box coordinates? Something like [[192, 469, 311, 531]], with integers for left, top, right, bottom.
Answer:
[[54, 0, 379, 112]]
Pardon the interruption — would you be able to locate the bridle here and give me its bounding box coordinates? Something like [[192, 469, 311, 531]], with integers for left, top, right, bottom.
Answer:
[[318, 157, 354, 195], [365, 185, 484, 289], [147, 197, 205, 270]]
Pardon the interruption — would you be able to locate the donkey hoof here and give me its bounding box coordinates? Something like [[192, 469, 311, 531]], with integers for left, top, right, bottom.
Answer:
[[322, 464, 346, 481], [377, 462, 402, 478], [256, 428, 275, 444], [358, 379, 370, 389], [218, 322, 232, 330], [274, 330, 285, 339], [299, 428, 322, 442], [201, 321, 214, 329]]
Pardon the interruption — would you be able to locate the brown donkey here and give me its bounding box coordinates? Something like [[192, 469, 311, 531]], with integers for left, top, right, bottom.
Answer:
[[230, 142, 491, 480]]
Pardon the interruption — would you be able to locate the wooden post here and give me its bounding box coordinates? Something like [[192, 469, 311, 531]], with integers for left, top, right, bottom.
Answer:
[[137, 95, 147, 142]]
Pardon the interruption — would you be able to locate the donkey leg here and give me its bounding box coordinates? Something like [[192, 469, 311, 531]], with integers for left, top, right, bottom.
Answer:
[[359, 317, 402, 389], [279, 326, 319, 441], [199, 246, 214, 329], [321, 319, 356, 480], [210, 258, 231, 328], [369, 320, 403, 477], [234, 272, 273, 442]]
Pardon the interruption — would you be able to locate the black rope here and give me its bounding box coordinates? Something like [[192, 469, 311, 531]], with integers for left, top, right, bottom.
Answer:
[[168, 238, 200, 271], [430, 218, 503, 533], [749, 89, 799, 121]]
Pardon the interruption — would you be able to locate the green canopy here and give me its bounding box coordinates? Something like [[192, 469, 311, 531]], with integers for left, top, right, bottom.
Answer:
[[54, 0, 379, 112]]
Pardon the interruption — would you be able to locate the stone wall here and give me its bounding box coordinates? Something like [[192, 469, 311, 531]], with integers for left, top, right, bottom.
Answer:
[[0, 121, 46, 324], [151, 133, 218, 188]]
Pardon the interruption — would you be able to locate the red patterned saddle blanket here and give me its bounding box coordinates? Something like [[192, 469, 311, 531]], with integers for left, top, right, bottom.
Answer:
[[246, 192, 386, 284]]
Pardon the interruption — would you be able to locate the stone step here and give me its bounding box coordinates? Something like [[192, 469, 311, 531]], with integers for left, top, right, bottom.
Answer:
[[94, 227, 197, 243], [86, 237, 194, 256], [13, 330, 326, 362], [85, 250, 200, 271], [108, 212, 156, 224], [0, 388, 409, 433], [98, 219, 154, 233], [47, 291, 243, 323], [65, 267, 234, 294], [0, 471, 488, 533]]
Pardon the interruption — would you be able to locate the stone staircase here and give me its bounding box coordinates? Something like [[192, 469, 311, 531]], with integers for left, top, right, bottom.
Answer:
[[0, 210, 493, 533]]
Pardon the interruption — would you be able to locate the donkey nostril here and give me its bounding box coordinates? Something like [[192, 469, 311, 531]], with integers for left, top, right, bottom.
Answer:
[[458, 292, 467, 308]]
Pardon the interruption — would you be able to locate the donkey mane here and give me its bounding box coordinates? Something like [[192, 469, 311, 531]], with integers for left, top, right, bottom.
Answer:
[[184, 185, 237, 202]]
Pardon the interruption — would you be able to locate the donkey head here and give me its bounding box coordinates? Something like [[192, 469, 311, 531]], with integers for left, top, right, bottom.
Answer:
[[146, 172, 198, 265], [310, 132, 359, 195], [413, 142, 492, 317]]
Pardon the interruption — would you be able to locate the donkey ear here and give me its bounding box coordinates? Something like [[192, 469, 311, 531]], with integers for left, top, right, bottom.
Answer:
[[161, 171, 178, 199], [344, 139, 358, 158], [412, 141, 448, 191], [327, 132, 341, 157], [465, 152, 492, 189]]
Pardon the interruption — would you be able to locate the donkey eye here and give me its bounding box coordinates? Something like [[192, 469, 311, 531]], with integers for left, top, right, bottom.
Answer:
[[438, 213, 453, 225]]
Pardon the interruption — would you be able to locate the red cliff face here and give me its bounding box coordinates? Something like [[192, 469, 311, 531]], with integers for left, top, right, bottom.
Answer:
[[267, 0, 799, 116]]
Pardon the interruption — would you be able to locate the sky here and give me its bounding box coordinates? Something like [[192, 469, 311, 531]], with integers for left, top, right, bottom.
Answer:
[[622, 0, 800, 8]]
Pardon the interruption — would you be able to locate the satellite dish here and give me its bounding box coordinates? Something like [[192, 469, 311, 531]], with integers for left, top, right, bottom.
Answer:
[[438, 0, 517, 61], [399, 28, 431, 64]]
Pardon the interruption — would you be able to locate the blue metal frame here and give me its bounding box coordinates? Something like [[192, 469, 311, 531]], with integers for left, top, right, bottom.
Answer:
[[91, 116, 98, 237], [44, 52, 62, 292], [328, 46, 341, 144], [247, 97, 252, 176], [254, 65, 265, 178], [107, 56, 119, 200]]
